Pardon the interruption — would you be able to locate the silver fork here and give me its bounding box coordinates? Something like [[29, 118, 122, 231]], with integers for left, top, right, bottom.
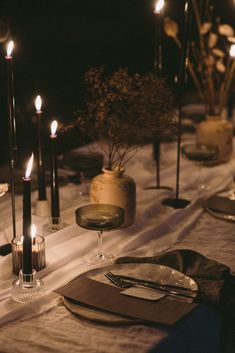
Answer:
[[105, 272, 197, 299]]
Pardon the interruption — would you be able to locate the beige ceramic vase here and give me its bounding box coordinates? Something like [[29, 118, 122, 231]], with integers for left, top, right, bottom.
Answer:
[[90, 168, 136, 227], [196, 115, 233, 164]]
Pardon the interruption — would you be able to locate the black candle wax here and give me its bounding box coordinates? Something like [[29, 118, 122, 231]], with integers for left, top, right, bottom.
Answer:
[[154, 12, 163, 76], [50, 134, 60, 219], [178, 0, 193, 87], [36, 111, 47, 200], [22, 177, 32, 274], [6, 55, 17, 162]]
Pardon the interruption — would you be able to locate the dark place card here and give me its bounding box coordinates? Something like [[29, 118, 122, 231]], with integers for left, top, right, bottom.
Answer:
[[205, 195, 235, 215], [55, 275, 198, 326]]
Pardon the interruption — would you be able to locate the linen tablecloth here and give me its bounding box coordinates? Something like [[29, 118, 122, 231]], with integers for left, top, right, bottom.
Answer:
[[0, 137, 234, 352]]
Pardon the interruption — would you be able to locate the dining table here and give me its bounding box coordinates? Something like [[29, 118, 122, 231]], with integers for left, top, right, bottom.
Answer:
[[0, 130, 235, 353]]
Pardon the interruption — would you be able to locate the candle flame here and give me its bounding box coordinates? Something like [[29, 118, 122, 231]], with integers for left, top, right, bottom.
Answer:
[[31, 224, 37, 238], [35, 95, 42, 112], [25, 153, 34, 179], [6, 40, 14, 57], [51, 120, 58, 136], [154, 0, 164, 14], [230, 44, 235, 58]]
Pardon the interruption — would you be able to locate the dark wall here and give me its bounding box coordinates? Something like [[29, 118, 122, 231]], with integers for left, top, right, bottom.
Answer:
[[0, 0, 234, 164]]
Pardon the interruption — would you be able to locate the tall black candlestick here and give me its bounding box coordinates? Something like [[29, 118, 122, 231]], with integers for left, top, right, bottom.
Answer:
[[22, 155, 33, 275], [175, 0, 192, 200], [36, 99, 47, 201], [151, 2, 172, 191], [162, 0, 193, 209], [5, 41, 17, 238], [50, 123, 60, 221]]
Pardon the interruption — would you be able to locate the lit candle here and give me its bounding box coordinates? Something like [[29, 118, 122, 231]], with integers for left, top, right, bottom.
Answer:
[[31, 223, 37, 246], [22, 153, 34, 275], [12, 224, 46, 275], [5, 40, 17, 160], [153, 0, 165, 76], [230, 44, 235, 60], [35, 95, 47, 201], [5, 40, 17, 239], [50, 121, 60, 221]]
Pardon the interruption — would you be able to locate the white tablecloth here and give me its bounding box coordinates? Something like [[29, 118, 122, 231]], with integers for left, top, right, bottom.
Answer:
[[0, 137, 234, 353]]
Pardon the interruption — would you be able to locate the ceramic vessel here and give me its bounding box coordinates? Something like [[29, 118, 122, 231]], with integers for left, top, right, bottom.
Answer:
[[196, 115, 233, 164], [90, 168, 136, 227]]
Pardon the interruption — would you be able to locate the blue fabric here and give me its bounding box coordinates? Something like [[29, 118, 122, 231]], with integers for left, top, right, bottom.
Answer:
[[148, 305, 222, 353]]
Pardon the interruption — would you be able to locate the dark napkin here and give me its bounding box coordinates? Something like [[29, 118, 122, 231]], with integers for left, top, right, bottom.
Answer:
[[116, 249, 235, 349]]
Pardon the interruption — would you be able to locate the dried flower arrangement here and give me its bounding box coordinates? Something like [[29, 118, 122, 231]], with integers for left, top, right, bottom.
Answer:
[[64, 67, 176, 171], [164, 0, 235, 116]]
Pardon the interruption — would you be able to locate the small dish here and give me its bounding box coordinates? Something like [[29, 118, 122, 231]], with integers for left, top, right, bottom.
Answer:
[[62, 263, 198, 324], [205, 207, 235, 223]]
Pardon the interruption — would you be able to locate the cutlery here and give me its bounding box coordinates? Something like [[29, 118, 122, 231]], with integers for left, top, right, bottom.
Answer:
[[105, 272, 197, 299], [112, 273, 198, 293]]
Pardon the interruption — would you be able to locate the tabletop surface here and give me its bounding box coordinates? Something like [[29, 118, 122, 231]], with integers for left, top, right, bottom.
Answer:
[[0, 135, 234, 353]]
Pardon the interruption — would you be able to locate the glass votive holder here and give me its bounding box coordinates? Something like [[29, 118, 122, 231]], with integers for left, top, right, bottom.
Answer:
[[12, 269, 44, 303], [11, 235, 46, 275], [46, 216, 65, 232]]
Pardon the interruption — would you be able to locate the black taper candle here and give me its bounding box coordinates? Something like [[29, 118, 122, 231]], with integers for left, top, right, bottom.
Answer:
[[22, 154, 34, 275], [35, 96, 47, 201], [5, 41, 17, 238], [50, 121, 60, 220], [154, 1, 164, 76], [152, 1, 172, 191], [6, 43, 17, 162]]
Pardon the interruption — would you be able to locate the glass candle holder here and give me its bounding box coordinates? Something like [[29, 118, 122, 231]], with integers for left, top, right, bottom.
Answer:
[[12, 269, 44, 303], [11, 235, 46, 275]]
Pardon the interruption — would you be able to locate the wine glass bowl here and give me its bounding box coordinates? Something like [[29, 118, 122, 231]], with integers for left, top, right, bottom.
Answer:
[[181, 143, 219, 192], [75, 204, 125, 264], [181, 143, 219, 163]]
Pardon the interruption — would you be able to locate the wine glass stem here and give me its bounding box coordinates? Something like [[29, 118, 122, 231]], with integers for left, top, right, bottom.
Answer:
[[97, 230, 103, 258]]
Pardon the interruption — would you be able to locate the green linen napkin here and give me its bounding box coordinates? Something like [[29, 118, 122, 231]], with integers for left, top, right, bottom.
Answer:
[[116, 249, 235, 350]]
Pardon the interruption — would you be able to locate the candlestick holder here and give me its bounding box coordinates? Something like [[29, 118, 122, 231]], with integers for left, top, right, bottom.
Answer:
[[162, 105, 191, 209], [12, 235, 46, 275], [34, 199, 50, 217], [12, 269, 44, 303], [145, 140, 172, 191], [47, 217, 65, 232], [162, 0, 193, 209]]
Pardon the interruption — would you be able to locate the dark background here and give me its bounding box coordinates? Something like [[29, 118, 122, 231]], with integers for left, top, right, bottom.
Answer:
[[0, 0, 234, 165]]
